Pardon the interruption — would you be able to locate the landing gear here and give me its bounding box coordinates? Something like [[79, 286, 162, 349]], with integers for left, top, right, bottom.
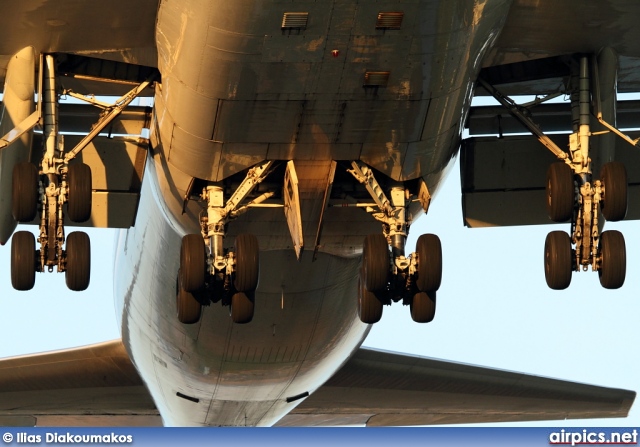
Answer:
[[231, 292, 254, 324], [179, 234, 206, 293], [10, 231, 36, 291], [234, 234, 259, 293], [600, 162, 627, 222], [347, 162, 442, 324], [362, 234, 389, 292], [67, 163, 92, 223], [176, 276, 202, 325], [175, 163, 274, 325], [546, 162, 574, 223], [1, 52, 155, 292], [65, 231, 91, 291], [410, 291, 436, 323], [598, 230, 626, 289], [357, 275, 383, 324], [416, 234, 442, 292], [544, 231, 573, 290], [480, 54, 631, 290]]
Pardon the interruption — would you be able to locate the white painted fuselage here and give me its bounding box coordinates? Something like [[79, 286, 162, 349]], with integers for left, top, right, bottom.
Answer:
[[113, 0, 512, 426]]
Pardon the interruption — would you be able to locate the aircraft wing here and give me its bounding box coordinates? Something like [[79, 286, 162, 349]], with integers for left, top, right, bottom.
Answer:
[[0, 342, 633, 427], [0, 340, 160, 426], [483, 0, 640, 95], [463, 1, 640, 228], [0, 0, 159, 84], [276, 348, 635, 427]]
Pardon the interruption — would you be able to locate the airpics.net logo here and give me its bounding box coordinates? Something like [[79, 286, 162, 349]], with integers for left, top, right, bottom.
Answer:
[[3, 432, 134, 444], [549, 429, 639, 446]]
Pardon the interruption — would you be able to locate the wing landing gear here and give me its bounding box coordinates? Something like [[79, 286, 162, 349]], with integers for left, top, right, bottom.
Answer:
[[4, 53, 155, 291], [480, 53, 631, 289]]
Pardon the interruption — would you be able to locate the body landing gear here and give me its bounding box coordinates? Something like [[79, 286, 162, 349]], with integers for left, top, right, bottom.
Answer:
[[347, 161, 443, 324], [357, 232, 442, 324], [176, 164, 272, 325], [176, 232, 260, 325]]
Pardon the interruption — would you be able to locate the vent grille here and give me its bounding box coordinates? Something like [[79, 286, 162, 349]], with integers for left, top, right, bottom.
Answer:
[[376, 12, 404, 29], [364, 71, 390, 87], [282, 12, 309, 29]]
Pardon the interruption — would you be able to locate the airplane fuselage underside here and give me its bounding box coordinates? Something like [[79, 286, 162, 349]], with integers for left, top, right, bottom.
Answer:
[[109, 0, 512, 426]]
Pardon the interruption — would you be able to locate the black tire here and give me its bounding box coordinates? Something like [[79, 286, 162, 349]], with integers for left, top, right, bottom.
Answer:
[[544, 231, 572, 290], [176, 276, 202, 324], [415, 233, 442, 292], [546, 162, 574, 222], [600, 162, 628, 222], [67, 163, 92, 223], [599, 230, 626, 289], [362, 234, 389, 292], [179, 234, 206, 293], [231, 292, 254, 324], [12, 162, 39, 222], [411, 291, 436, 323], [11, 231, 36, 291], [234, 234, 259, 292], [66, 231, 91, 291], [357, 275, 383, 324]]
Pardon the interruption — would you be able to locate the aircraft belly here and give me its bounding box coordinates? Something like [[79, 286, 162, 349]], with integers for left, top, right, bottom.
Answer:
[[114, 156, 370, 426], [155, 0, 513, 189]]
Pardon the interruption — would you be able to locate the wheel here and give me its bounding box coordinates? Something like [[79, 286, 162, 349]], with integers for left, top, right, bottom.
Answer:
[[357, 275, 383, 324], [599, 230, 626, 289], [176, 275, 202, 324], [415, 233, 442, 292], [65, 231, 90, 291], [546, 162, 574, 222], [67, 163, 92, 223], [362, 234, 389, 292], [12, 162, 39, 222], [600, 162, 628, 222], [234, 234, 259, 292], [11, 231, 36, 290], [179, 234, 206, 293], [544, 231, 572, 290], [231, 292, 254, 324], [411, 291, 436, 323]]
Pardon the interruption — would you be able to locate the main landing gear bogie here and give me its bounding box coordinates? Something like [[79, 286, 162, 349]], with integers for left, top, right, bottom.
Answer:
[[544, 159, 628, 291], [10, 159, 93, 292], [357, 232, 442, 325], [176, 232, 260, 325]]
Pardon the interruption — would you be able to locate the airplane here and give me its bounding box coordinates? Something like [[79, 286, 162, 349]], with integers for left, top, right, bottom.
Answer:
[[0, 0, 636, 427]]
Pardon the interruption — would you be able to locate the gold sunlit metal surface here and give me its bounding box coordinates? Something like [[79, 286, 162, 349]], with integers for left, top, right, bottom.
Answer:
[[376, 12, 404, 30], [281, 12, 309, 29]]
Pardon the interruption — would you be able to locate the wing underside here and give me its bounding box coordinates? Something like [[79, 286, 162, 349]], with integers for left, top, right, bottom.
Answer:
[[0, 342, 632, 427], [277, 348, 635, 427], [0, 0, 159, 84], [0, 340, 160, 427]]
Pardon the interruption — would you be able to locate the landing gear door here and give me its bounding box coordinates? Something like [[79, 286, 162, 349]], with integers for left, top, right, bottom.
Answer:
[[284, 161, 304, 260]]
